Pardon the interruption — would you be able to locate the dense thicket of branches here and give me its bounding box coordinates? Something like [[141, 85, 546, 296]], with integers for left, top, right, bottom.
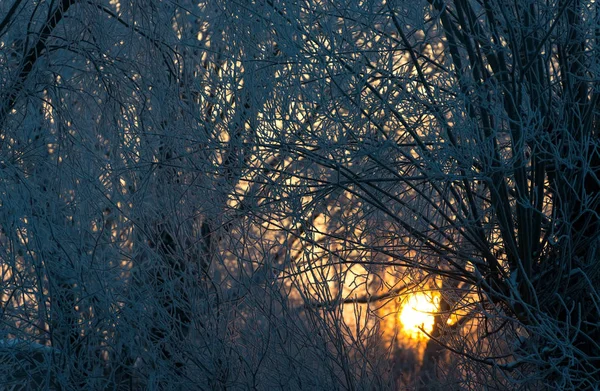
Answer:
[[0, 0, 599, 389]]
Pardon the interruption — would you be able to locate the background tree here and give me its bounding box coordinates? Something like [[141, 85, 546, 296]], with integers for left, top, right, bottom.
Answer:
[[1, 0, 600, 390]]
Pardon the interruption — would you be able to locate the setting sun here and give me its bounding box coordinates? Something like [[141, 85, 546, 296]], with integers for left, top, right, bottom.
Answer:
[[399, 293, 439, 339]]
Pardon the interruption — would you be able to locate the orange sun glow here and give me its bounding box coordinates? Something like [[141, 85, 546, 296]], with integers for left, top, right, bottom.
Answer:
[[399, 293, 439, 339]]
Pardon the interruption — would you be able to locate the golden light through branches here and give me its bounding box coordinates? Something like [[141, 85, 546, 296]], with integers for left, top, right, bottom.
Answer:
[[399, 292, 439, 340]]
